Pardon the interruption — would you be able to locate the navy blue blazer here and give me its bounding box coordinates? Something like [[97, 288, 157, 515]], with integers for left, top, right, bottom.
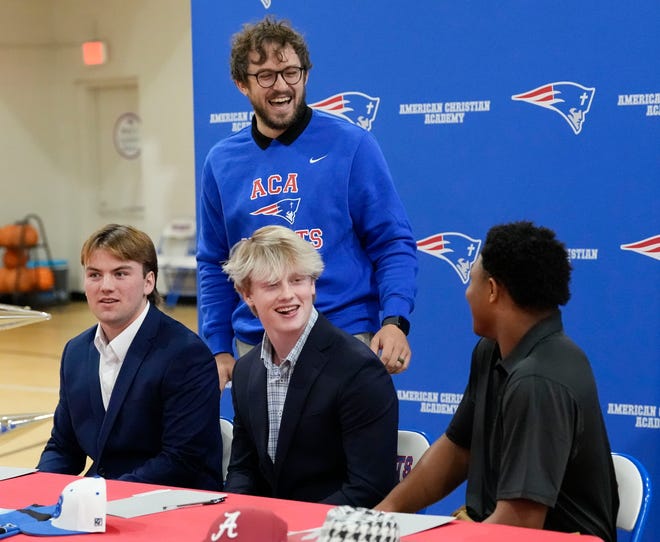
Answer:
[[224, 313, 398, 506], [38, 304, 223, 490]]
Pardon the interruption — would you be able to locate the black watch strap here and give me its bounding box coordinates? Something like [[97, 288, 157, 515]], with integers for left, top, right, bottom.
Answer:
[[382, 316, 410, 336]]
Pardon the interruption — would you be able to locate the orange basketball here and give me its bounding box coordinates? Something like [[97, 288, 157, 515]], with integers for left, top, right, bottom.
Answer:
[[15, 268, 36, 292], [3, 248, 29, 269], [0, 268, 9, 293], [1, 224, 38, 247], [35, 266, 55, 291], [0, 268, 17, 293], [0, 225, 16, 247]]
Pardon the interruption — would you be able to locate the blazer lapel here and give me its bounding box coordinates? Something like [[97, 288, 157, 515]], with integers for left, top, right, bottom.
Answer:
[[86, 337, 105, 426], [273, 316, 332, 475], [245, 354, 272, 472], [96, 306, 158, 451]]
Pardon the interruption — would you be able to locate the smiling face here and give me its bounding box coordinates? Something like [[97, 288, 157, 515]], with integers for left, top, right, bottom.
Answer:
[[84, 248, 154, 342], [242, 267, 315, 353], [235, 42, 308, 139]]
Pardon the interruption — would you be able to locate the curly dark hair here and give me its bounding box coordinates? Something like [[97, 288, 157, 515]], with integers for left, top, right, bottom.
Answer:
[[230, 16, 312, 84], [480, 221, 571, 311]]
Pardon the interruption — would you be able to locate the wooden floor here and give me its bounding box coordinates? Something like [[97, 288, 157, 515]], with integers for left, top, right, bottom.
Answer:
[[0, 301, 198, 469]]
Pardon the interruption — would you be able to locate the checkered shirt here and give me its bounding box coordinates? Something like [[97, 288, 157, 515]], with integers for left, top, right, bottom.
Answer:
[[261, 307, 318, 461]]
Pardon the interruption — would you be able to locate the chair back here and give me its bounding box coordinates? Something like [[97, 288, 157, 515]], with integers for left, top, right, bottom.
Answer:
[[612, 452, 652, 542], [157, 218, 196, 258], [397, 429, 431, 482], [220, 417, 233, 481], [396, 429, 431, 514], [156, 218, 197, 305]]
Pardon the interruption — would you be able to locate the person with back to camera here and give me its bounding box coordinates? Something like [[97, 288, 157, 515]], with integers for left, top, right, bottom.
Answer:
[[375, 221, 619, 542], [197, 15, 418, 391], [221, 225, 398, 506], [38, 224, 223, 490]]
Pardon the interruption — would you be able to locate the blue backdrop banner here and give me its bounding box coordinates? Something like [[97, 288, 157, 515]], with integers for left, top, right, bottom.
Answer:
[[191, 1, 659, 539]]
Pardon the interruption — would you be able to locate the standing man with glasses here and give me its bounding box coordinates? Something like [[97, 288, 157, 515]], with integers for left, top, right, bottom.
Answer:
[[197, 16, 418, 391]]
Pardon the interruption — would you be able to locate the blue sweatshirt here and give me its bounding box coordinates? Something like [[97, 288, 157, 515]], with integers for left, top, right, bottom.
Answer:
[[197, 108, 417, 354]]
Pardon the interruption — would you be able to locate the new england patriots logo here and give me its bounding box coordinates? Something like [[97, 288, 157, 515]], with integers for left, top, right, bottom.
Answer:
[[620, 234, 660, 261], [251, 198, 300, 225], [310, 92, 380, 131], [512, 82, 595, 135], [417, 232, 482, 284]]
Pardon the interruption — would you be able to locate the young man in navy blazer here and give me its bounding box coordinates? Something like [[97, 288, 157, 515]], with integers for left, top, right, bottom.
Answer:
[[38, 224, 223, 490], [222, 225, 398, 506]]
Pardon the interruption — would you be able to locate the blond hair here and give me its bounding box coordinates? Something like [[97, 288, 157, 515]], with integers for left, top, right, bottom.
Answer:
[[223, 225, 323, 295]]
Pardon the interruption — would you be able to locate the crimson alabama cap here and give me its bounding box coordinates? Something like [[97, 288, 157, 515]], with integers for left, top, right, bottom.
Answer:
[[202, 507, 289, 542]]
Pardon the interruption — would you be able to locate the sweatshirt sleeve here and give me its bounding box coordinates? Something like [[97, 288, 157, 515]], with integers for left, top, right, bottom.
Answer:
[[347, 131, 418, 319], [196, 155, 240, 354]]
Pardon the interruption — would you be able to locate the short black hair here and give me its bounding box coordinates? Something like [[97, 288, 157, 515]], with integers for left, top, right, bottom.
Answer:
[[480, 221, 571, 310]]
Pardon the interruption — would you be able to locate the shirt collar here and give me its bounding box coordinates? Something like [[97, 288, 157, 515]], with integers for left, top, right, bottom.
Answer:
[[94, 302, 150, 360], [252, 106, 313, 150], [261, 306, 318, 369], [499, 310, 563, 373]]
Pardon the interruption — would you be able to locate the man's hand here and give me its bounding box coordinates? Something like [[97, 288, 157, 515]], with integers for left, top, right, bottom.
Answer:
[[215, 352, 236, 392], [370, 325, 411, 374]]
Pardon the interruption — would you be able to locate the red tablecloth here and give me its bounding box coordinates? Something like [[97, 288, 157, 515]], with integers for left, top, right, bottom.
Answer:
[[0, 472, 602, 541]]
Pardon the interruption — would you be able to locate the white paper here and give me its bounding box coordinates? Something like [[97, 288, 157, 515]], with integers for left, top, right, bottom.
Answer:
[[0, 466, 38, 481], [391, 512, 454, 536], [107, 489, 227, 518]]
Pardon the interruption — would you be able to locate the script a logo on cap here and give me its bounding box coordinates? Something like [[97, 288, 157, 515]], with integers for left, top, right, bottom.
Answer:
[[210, 510, 240, 540]]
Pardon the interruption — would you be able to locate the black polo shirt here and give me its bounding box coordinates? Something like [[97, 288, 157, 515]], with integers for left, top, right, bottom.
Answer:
[[446, 311, 618, 542]]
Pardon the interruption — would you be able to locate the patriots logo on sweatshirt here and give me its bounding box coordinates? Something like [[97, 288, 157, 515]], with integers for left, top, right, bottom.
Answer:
[[512, 82, 595, 135], [251, 198, 300, 225], [417, 232, 482, 284], [310, 92, 380, 131]]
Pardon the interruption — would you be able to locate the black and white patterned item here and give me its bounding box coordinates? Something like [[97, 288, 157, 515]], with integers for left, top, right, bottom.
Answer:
[[317, 506, 400, 542]]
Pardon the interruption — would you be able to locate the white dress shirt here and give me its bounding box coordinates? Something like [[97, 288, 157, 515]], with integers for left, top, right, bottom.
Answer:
[[94, 302, 150, 410]]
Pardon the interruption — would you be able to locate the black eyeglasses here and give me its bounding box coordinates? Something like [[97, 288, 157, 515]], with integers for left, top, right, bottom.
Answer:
[[245, 66, 305, 88]]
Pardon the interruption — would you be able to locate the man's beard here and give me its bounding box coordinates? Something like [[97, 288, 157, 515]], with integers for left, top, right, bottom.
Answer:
[[252, 89, 307, 133]]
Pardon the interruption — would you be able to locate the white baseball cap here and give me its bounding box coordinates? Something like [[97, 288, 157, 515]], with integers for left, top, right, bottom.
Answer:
[[21, 477, 106, 536]]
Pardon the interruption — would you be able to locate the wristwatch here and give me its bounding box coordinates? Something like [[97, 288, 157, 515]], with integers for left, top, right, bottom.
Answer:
[[382, 316, 410, 336]]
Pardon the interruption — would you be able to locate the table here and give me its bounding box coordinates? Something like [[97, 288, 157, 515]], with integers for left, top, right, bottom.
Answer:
[[0, 472, 603, 541]]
